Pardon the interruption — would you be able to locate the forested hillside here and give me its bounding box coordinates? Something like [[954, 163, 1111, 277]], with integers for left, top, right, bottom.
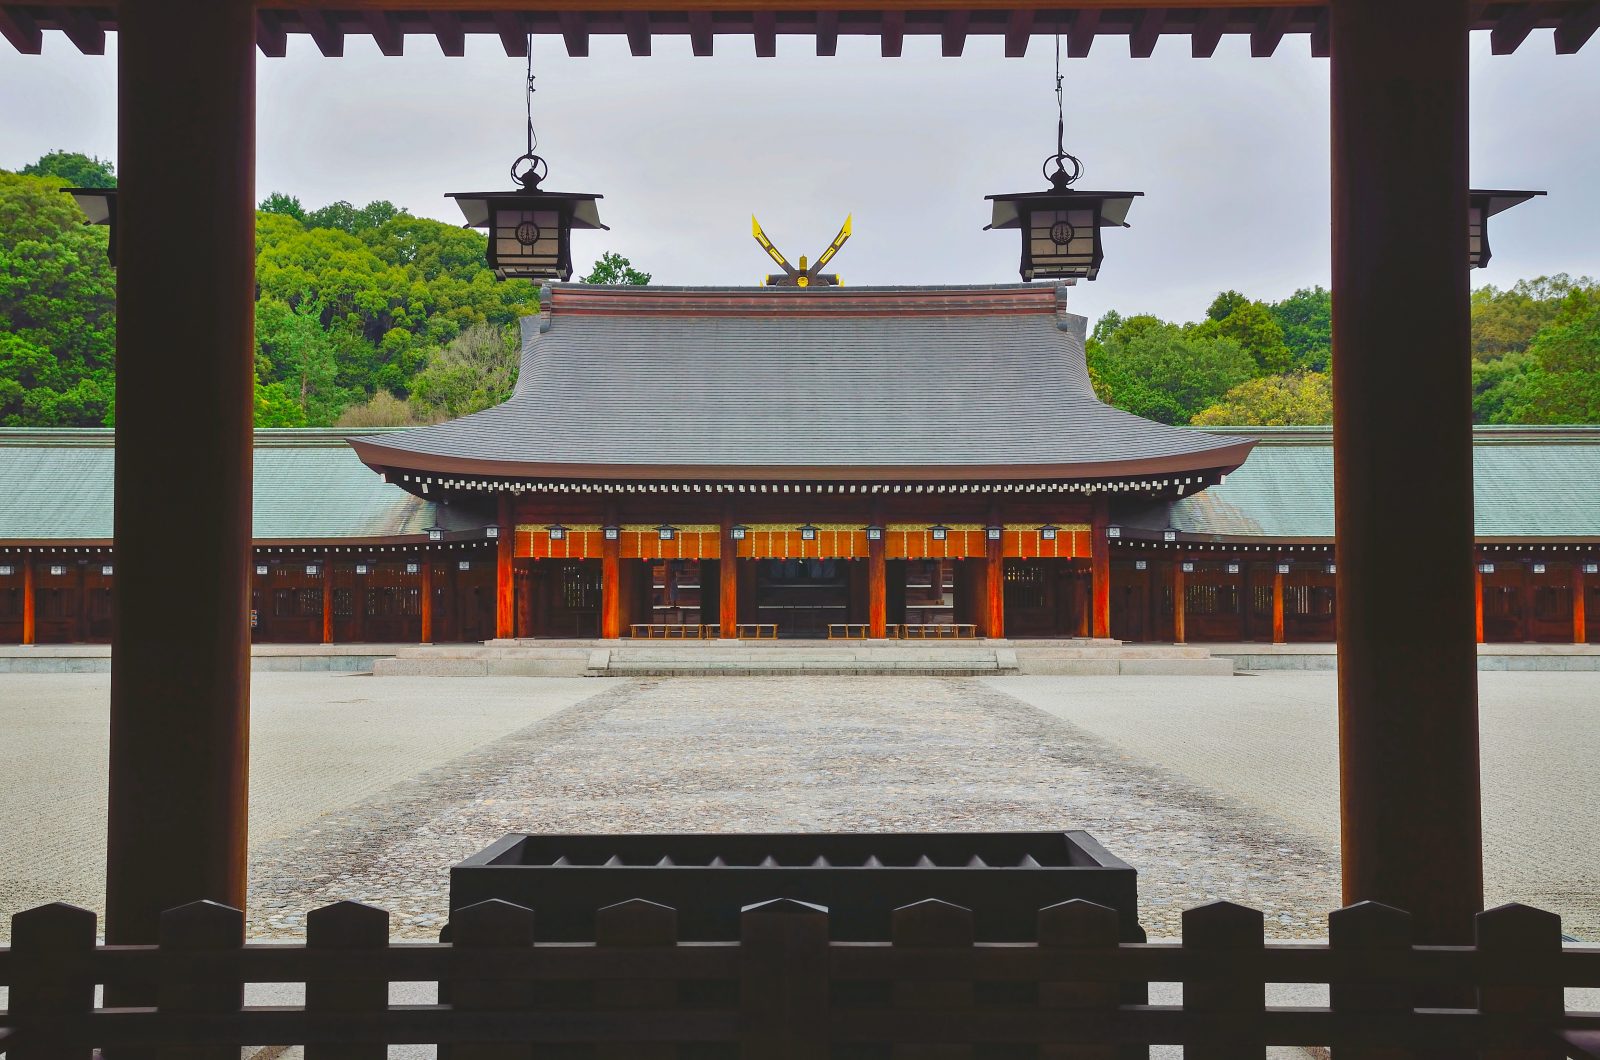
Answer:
[[2, 150, 1596, 429]]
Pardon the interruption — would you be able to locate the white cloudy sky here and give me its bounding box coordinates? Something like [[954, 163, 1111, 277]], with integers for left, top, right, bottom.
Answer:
[[2, 28, 1597, 323]]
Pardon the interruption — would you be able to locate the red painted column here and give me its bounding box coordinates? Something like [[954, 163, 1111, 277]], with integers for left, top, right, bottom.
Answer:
[[321, 557, 333, 645], [1272, 567, 1287, 645], [984, 508, 1005, 639], [420, 561, 434, 644], [1475, 564, 1486, 644], [104, 0, 257, 955], [601, 508, 622, 640], [1090, 496, 1111, 638], [495, 494, 514, 640], [1172, 560, 1186, 645], [1332, 0, 1480, 945], [1575, 565, 1588, 645], [20, 554, 35, 646], [720, 510, 739, 639]]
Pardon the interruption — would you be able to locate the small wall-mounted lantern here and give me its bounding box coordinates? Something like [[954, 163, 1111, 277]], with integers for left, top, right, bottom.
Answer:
[[425, 524, 445, 543], [985, 524, 1004, 542], [305, 564, 321, 576], [406, 562, 422, 575], [656, 524, 677, 542], [546, 523, 568, 541], [798, 523, 820, 542], [64, 187, 117, 261], [356, 564, 370, 575], [49, 565, 68, 576], [864, 524, 885, 542], [1478, 562, 1495, 575], [1585, 562, 1599, 575], [1162, 528, 1179, 543], [929, 524, 951, 542], [485, 525, 500, 540], [101, 565, 114, 576], [731, 524, 750, 541], [1106, 525, 1122, 540], [1226, 562, 1241, 575], [0, 565, 14, 577], [1180, 561, 1196, 573], [602, 524, 621, 541], [1276, 560, 1292, 575], [1325, 562, 1338, 575], [1531, 561, 1547, 575], [255, 564, 269, 576], [1469, 189, 1545, 269], [1038, 523, 1059, 541], [459, 560, 472, 571], [1134, 559, 1148, 571]]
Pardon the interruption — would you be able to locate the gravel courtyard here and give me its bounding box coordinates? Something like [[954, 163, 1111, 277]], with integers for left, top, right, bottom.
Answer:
[[1, 670, 1596, 942]]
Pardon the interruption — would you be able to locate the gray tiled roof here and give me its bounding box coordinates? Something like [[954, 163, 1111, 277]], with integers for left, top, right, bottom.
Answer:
[[1117, 426, 1600, 542], [348, 284, 1255, 482], [0, 429, 481, 543]]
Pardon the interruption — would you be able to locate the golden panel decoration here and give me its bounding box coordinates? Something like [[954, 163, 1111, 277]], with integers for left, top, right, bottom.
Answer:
[[620, 525, 721, 561], [1003, 525, 1092, 559], [887, 523, 988, 560], [736, 524, 868, 560], [516, 524, 604, 560]]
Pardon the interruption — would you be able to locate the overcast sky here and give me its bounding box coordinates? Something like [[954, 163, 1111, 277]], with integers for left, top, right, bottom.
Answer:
[[3, 29, 1597, 323]]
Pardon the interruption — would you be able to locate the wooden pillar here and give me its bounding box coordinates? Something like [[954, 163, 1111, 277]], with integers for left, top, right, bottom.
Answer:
[[867, 527, 887, 639], [495, 495, 514, 639], [321, 558, 334, 645], [601, 505, 622, 639], [1575, 564, 1589, 645], [985, 508, 1005, 639], [1089, 498, 1112, 638], [20, 554, 35, 646], [1172, 560, 1186, 645], [1520, 565, 1536, 643], [1332, 0, 1480, 945], [1475, 564, 1486, 644], [720, 510, 739, 638], [1271, 567, 1287, 645], [419, 561, 434, 644], [104, 0, 257, 954]]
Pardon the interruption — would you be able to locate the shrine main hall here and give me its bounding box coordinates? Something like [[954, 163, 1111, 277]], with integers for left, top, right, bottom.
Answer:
[[3, 281, 1598, 646]]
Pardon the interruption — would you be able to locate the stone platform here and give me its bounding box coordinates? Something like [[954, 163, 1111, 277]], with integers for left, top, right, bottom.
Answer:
[[1212, 642, 1600, 672], [370, 638, 1236, 678]]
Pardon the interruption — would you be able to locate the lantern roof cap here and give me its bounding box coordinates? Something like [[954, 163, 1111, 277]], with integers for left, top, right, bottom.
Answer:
[[446, 189, 608, 231]]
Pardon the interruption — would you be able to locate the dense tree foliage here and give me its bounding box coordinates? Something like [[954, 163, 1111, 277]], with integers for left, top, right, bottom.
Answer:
[[582, 251, 652, 286], [20, 151, 116, 189], [1192, 372, 1332, 427]]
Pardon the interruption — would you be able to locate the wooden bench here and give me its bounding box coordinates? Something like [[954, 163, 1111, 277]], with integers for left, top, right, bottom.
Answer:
[[827, 623, 872, 639], [628, 623, 705, 639], [898, 623, 977, 639], [735, 623, 778, 640]]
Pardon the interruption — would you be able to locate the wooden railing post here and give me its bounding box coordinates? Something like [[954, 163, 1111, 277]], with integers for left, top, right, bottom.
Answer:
[[1181, 901, 1264, 1059], [596, 898, 680, 1060], [891, 898, 975, 1059], [158, 900, 245, 1060], [306, 900, 391, 1060], [8, 902, 98, 1060], [1327, 901, 1413, 1060], [740, 898, 829, 1059], [1476, 903, 1564, 1060], [1037, 899, 1120, 1060], [449, 898, 536, 1060]]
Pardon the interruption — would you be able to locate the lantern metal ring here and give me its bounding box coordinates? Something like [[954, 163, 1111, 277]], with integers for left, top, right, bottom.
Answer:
[[511, 151, 549, 191]]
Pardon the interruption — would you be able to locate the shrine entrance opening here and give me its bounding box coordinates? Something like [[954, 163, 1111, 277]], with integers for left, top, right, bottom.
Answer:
[[753, 557, 859, 637]]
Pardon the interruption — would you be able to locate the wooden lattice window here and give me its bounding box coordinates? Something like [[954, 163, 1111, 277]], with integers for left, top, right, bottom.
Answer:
[[332, 588, 355, 618], [561, 563, 600, 611], [1185, 583, 1240, 615], [1004, 562, 1048, 610], [1533, 586, 1569, 621], [0, 587, 19, 620]]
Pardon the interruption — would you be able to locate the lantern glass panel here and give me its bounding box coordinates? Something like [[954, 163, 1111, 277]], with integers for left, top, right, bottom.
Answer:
[[101, 565, 114, 576], [406, 563, 421, 574], [1584, 562, 1599, 575], [255, 564, 269, 576], [1025, 206, 1101, 280], [1478, 563, 1495, 574], [1468, 204, 1488, 268], [356, 564, 370, 575], [1040, 526, 1058, 541], [1134, 560, 1148, 571], [1181, 561, 1195, 573], [459, 560, 472, 571], [491, 206, 565, 279]]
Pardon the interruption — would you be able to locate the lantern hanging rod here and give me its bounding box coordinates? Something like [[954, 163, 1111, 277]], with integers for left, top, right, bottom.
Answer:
[[1047, 27, 1083, 190], [513, 30, 548, 189]]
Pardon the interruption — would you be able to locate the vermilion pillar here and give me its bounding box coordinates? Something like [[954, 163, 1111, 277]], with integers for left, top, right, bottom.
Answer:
[[720, 510, 739, 638], [1171, 561, 1186, 645], [1575, 565, 1589, 645], [20, 554, 35, 645], [601, 507, 622, 639], [984, 509, 1005, 639], [1332, 0, 1480, 945], [1271, 567, 1286, 645], [105, 0, 257, 951], [1090, 496, 1111, 638], [420, 561, 434, 643], [1475, 565, 1486, 643], [321, 558, 334, 645], [495, 495, 514, 639]]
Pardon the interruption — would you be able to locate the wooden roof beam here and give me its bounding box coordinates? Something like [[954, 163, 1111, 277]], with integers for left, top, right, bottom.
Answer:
[[1555, 1, 1600, 52], [1251, 6, 1292, 57], [1067, 9, 1100, 56], [689, 10, 712, 55], [941, 9, 968, 56], [0, 5, 43, 54], [301, 9, 344, 57], [55, 6, 103, 54], [1190, 7, 1228, 57], [491, 10, 526, 54], [1309, 6, 1329, 56], [881, 8, 904, 56], [366, 11, 406, 55], [257, 8, 288, 57], [430, 10, 465, 55], [1130, 8, 1166, 58], [816, 9, 838, 56], [1490, 2, 1540, 53], [754, 9, 776, 55], [558, 10, 589, 55], [1004, 8, 1033, 57], [624, 11, 650, 55]]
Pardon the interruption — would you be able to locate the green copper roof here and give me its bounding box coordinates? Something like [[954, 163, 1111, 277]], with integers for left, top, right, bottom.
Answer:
[[1117, 426, 1600, 542], [0, 429, 486, 544]]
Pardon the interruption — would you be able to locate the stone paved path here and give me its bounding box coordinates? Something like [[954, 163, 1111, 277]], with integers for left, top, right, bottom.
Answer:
[[248, 675, 1339, 939]]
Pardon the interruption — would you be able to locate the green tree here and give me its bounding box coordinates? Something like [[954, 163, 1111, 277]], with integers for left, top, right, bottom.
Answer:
[[21, 150, 116, 188], [253, 298, 344, 426], [1470, 275, 1592, 360], [581, 251, 651, 285], [336, 389, 420, 427], [259, 191, 308, 223], [1091, 321, 1256, 425], [1193, 291, 1293, 374], [307, 199, 401, 234], [1269, 286, 1332, 373], [1192, 372, 1332, 426], [407, 322, 520, 422]]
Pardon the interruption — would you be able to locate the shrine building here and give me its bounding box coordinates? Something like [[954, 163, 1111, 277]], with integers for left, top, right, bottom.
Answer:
[[3, 282, 1597, 647]]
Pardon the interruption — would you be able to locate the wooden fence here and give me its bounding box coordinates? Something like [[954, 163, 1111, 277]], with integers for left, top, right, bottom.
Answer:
[[2, 895, 1598, 1056]]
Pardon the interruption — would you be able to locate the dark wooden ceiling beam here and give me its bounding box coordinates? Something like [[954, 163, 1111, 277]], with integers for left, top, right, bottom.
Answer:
[[881, 8, 904, 56], [1129, 8, 1166, 58], [300, 9, 344, 56], [816, 9, 838, 55], [55, 6, 104, 53], [1251, 6, 1291, 56], [1066, 9, 1100, 55], [1309, 5, 1329, 56], [1554, 0, 1600, 52], [689, 10, 712, 55], [365, 10, 406, 55], [490, 10, 526, 54], [557, 10, 588, 55], [941, 9, 968, 55], [1003, 8, 1033, 57], [1489, 2, 1541, 53], [0, 5, 42, 54], [623, 10, 650, 54], [430, 10, 465, 54], [753, 8, 776, 54], [256, 8, 288, 56], [1190, 7, 1228, 57]]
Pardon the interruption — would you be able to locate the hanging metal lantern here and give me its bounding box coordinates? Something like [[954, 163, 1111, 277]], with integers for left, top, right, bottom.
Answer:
[[1468, 189, 1545, 269], [985, 35, 1141, 282], [448, 37, 605, 281], [64, 187, 117, 261]]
